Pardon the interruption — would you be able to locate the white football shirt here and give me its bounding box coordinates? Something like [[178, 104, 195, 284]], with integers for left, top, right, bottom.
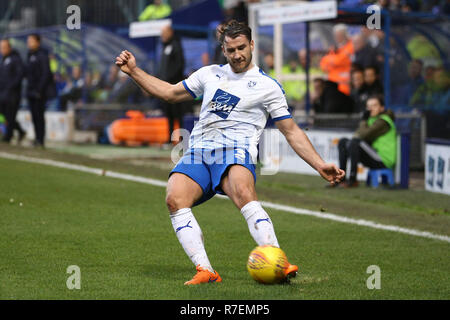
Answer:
[[182, 63, 291, 162]]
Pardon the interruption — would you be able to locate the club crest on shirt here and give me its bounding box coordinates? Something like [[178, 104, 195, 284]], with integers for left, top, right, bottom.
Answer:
[[247, 80, 256, 88], [208, 88, 241, 119]]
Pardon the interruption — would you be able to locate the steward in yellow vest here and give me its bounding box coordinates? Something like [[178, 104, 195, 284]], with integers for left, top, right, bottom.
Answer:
[[337, 94, 397, 187]]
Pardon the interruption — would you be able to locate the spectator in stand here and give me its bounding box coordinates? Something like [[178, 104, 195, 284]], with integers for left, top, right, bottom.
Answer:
[[98, 64, 120, 102], [363, 65, 383, 97], [312, 78, 354, 114], [405, 59, 424, 103], [361, 28, 384, 70], [86, 70, 103, 102], [264, 53, 304, 109], [411, 66, 449, 110], [104, 64, 119, 89], [374, 0, 390, 9], [352, 32, 380, 71], [401, 0, 420, 12], [297, 48, 323, 108], [59, 65, 84, 110], [223, 0, 260, 23], [138, 0, 172, 21], [320, 24, 354, 95], [350, 68, 368, 113], [262, 52, 273, 73], [389, 0, 402, 10]]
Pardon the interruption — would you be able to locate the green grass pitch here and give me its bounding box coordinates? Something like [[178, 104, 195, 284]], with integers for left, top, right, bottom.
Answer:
[[0, 155, 449, 300]]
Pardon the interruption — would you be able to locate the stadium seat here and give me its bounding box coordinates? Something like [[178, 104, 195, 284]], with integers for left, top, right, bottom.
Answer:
[[366, 168, 395, 188]]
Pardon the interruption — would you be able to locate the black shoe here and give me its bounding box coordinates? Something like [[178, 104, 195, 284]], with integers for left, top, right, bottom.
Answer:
[[18, 131, 26, 143], [33, 140, 45, 149]]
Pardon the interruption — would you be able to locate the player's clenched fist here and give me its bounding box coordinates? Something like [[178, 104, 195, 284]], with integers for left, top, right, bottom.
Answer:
[[115, 50, 137, 75]]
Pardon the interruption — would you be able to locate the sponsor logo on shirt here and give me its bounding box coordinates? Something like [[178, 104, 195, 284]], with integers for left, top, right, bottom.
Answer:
[[208, 88, 240, 119]]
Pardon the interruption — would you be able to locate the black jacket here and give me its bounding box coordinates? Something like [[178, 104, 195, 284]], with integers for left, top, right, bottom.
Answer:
[[26, 47, 53, 98], [313, 80, 354, 114], [0, 49, 24, 102], [363, 80, 383, 97], [157, 36, 185, 84]]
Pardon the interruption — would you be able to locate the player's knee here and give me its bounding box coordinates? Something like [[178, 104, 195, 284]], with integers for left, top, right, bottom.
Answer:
[[165, 192, 184, 213]]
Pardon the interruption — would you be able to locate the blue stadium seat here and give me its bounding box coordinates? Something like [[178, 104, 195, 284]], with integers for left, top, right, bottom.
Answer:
[[366, 168, 395, 188]]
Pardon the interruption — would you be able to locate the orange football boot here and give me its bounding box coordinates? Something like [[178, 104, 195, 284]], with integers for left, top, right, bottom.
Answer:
[[184, 265, 222, 285], [285, 263, 299, 279]]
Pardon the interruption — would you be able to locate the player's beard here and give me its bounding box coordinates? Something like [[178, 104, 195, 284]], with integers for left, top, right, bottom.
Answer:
[[229, 52, 253, 73]]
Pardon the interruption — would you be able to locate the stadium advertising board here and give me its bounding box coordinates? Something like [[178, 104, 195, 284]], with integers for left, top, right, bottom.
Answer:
[[425, 142, 450, 195], [260, 129, 369, 181], [17, 111, 73, 142], [129, 19, 172, 38], [257, 0, 337, 26]]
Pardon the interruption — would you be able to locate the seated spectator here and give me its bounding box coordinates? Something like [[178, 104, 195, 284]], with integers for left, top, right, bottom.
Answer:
[[297, 48, 323, 108], [312, 78, 354, 114], [411, 66, 450, 111], [320, 24, 354, 95], [401, 59, 424, 104], [363, 65, 383, 97], [401, 0, 420, 12], [84, 70, 103, 103], [337, 94, 397, 188], [107, 71, 143, 104], [138, 0, 172, 21], [223, 0, 260, 23], [375, 0, 390, 9], [350, 68, 367, 113], [264, 51, 317, 110], [96, 64, 120, 102], [266, 54, 304, 109], [59, 65, 84, 110], [104, 64, 119, 88], [389, 0, 402, 11], [263, 52, 274, 73]]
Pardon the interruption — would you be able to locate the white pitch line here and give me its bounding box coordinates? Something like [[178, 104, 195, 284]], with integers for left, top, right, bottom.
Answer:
[[1, 151, 449, 244]]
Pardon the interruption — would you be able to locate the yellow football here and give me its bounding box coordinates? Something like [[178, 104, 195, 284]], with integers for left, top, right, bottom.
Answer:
[[247, 245, 289, 284]]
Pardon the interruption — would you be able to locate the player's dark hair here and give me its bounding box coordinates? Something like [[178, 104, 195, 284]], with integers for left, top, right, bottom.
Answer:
[[367, 94, 384, 106], [28, 33, 41, 42], [218, 20, 252, 44]]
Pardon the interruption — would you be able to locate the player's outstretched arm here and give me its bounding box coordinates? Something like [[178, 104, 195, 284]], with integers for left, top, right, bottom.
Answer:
[[275, 118, 345, 185], [115, 50, 193, 104]]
